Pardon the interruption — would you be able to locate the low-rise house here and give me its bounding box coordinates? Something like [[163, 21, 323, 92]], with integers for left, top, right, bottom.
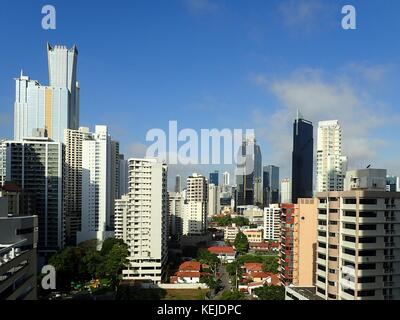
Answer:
[[170, 261, 202, 284], [243, 229, 263, 243], [207, 246, 236, 263], [224, 224, 240, 242]]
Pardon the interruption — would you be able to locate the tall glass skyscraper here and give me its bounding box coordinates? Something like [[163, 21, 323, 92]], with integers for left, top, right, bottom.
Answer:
[[291, 111, 313, 204], [263, 165, 280, 206], [209, 171, 219, 186], [236, 137, 262, 206], [14, 44, 79, 143]]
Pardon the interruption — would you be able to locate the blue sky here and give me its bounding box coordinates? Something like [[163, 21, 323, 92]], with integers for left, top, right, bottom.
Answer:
[[1, 0, 400, 183]]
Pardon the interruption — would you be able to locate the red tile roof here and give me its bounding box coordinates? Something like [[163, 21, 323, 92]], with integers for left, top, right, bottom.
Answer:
[[179, 261, 201, 272], [244, 263, 263, 272], [175, 271, 201, 278], [208, 246, 235, 254], [251, 272, 272, 279]]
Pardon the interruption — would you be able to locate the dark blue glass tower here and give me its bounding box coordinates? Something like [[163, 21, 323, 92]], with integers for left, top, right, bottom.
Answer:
[[209, 171, 219, 186], [291, 112, 313, 204]]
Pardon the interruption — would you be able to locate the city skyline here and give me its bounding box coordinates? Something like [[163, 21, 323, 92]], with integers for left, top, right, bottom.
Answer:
[[1, 0, 400, 183]]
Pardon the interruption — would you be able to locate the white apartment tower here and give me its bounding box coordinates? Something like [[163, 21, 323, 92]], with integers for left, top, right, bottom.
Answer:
[[168, 191, 184, 237], [77, 125, 114, 244], [316, 120, 348, 192], [281, 178, 292, 204], [115, 158, 168, 284], [183, 174, 208, 236], [264, 204, 281, 241]]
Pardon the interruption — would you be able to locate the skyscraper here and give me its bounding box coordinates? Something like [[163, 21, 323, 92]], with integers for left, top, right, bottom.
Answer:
[[222, 171, 230, 187], [47, 43, 80, 130], [263, 165, 280, 206], [77, 126, 114, 244], [115, 158, 168, 284], [14, 44, 79, 143], [118, 154, 129, 197], [1, 134, 64, 256], [316, 120, 348, 192], [64, 128, 84, 246], [175, 175, 182, 193], [208, 183, 221, 216], [184, 173, 208, 235], [236, 137, 262, 207], [280, 178, 292, 204], [209, 171, 219, 186], [292, 111, 313, 204]]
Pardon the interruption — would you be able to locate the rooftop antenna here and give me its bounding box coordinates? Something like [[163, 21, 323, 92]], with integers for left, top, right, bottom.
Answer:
[[367, 164, 371, 169]]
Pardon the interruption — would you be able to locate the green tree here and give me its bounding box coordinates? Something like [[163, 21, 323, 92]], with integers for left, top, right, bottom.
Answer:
[[220, 290, 246, 300], [102, 242, 129, 288], [101, 238, 126, 256], [197, 249, 220, 271], [262, 256, 279, 273], [212, 215, 232, 226], [81, 249, 104, 279], [253, 286, 285, 300], [48, 247, 84, 289], [200, 275, 222, 291], [231, 216, 249, 227], [234, 232, 249, 254]]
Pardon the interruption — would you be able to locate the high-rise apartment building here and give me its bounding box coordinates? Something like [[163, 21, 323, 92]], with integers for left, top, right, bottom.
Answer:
[[280, 178, 292, 204], [316, 168, 400, 300], [222, 171, 230, 187], [118, 154, 129, 197], [279, 203, 296, 286], [386, 176, 400, 192], [115, 158, 168, 284], [236, 137, 262, 207], [292, 112, 313, 204], [0, 135, 64, 256], [263, 204, 281, 241], [168, 191, 184, 238], [183, 173, 208, 235], [14, 44, 79, 143], [77, 126, 114, 244], [316, 120, 348, 192], [208, 183, 221, 216], [64, 128, 84, 246], [263, 165, 280, 206], [292, 198, 318, 287]]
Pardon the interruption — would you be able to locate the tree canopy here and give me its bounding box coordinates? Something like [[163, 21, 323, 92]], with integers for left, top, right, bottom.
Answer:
[[253, 286, 285, 300], [219, 290, 246, 300], [48, 237, 129, 290], [234, 232, 249, 254]]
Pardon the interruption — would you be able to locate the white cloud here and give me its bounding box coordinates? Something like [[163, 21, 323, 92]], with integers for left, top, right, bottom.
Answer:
[[278, 0, 326, 28]]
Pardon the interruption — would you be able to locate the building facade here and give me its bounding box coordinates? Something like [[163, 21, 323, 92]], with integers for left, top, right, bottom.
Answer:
[[115, 158, 168, 284], [316, 169, 400, 300], [183, 174, 208, 236], [279, 203, 296, 286], [1, 136, 64, 256], [0, 197, 38, 300], [280, 179, 292, 204], [292, 112, 313, 204], [14, 44, 79, 143], [77, 126, 114, 244], [316, 120, 348, 192], [264, 204, 281, 241], [263, 165, 280, 206]]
